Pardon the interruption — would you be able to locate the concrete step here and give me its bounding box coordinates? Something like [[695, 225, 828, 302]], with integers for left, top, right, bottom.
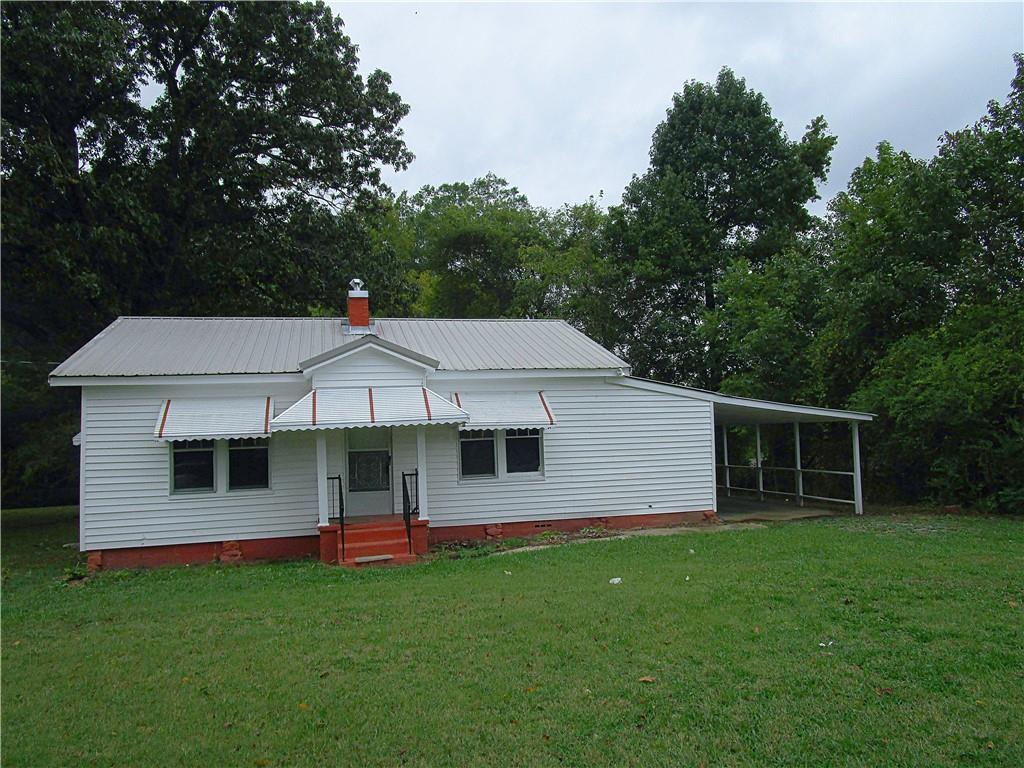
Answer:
[[341, 552, 417, 568]]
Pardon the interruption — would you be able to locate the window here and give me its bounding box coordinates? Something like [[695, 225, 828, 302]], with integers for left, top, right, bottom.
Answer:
[[228, 438, 269, 490], [459, 430, 496, 478], [348, 450, 390, 492], [171, 440, 215, 493], [505, 429, 542, 473]]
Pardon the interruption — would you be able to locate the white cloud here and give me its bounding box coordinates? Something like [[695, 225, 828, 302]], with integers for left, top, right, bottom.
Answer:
[[333, 1, 1022, 213]]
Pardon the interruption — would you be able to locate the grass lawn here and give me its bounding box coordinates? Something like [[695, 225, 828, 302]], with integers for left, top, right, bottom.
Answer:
[[2, 506, 1022, 767]]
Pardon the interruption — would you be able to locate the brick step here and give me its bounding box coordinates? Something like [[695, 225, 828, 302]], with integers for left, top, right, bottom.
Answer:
[[342, 526, 411, 544], [340, 538, 413, 559]]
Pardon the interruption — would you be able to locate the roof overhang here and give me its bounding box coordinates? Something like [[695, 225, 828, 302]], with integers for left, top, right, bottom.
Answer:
[[452, 390, 557, 430], [272, 386, 467, 431], [154, 396, 273, 441], [299, 335, 439, 377], [613, 377, 874, 424]]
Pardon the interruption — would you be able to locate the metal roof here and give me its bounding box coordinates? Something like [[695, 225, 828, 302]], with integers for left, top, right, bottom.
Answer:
[[452, 390, 557, 430], [49, 317, 630, 378], [615, 378, 874, 423], [272, 386, 467, 431], [154, 396, 273, 441]]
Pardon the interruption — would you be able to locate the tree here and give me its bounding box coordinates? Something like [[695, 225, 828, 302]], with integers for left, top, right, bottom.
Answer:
[[1, 1, 413, 505], [605, 67, 836, 386], [710, 237, 828, 404], [849, 295, 1024, 510], [398, 174, 552, 318]]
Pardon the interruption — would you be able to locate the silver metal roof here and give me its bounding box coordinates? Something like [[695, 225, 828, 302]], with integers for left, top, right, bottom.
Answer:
[[50, 317, 630, 377]]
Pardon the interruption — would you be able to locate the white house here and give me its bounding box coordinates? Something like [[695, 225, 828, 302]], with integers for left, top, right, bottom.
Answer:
[[50, 280, 872, 569]]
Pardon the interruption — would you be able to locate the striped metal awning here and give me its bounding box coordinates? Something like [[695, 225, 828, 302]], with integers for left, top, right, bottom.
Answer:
[[154, 397, 272, 442], [452, 391, 556, 430], [271, 387, 467, 431]]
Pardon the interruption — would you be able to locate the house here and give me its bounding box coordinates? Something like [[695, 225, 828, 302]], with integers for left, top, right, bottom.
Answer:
[[50, 279, 872, 569]]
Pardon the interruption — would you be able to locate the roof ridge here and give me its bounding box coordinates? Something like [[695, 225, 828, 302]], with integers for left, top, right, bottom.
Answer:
[[115, 316, 569, 323]]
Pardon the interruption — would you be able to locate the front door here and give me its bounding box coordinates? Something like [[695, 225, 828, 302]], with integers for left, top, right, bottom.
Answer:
[[345, 427, 392, 517]]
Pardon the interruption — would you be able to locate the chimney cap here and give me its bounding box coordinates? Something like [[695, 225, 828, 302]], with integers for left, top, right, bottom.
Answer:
[[348, 277, 367, 298]]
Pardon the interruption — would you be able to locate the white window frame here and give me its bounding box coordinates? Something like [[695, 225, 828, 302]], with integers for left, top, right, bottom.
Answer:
[[458, 429, 498, 480], [503, 428, 545, 477], [227, 437, 272, 493], [169, 439, 217, 495], [458, 428, 546, 483]]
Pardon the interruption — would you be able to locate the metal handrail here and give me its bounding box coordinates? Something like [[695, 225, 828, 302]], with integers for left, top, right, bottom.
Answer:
[[717, 463, 853, 477], [714, 463, 857, 507], [401, 471, 418, 555], [328, 474, 345, 560]]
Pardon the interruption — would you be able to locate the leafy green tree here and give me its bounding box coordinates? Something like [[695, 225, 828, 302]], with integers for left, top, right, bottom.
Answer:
[[398, 174, 552, 318], [813, 142, 962, 405], [849, 295, 1024, 510], [605, 67, 836, 386], [1, 1, 413, 505], [711, 238, 828, 403]]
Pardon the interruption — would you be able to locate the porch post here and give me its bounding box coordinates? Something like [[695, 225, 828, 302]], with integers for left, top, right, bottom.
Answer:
[[793, 422, 804, 507], [852, 421, 864, 515], [416, 426, 429, 521], [721, 424, 731, 497], [755, 423, 764, 501], [316, 432, 328, 526]]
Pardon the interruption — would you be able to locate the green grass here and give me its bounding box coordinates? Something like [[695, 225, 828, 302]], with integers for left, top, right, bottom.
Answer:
[[2, 507, 1022, 767]]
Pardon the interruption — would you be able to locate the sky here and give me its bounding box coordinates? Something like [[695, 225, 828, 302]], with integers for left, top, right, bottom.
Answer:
[[332, 1, 1022, 214]]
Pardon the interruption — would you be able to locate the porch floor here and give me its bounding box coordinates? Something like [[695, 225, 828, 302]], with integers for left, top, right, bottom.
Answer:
[[717, 494, 843, 522]]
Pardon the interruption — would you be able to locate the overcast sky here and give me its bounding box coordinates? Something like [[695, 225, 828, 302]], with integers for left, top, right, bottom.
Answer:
[[332, 1, 1022, 214]]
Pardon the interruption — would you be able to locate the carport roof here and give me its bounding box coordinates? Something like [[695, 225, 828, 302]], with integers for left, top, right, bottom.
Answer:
[[616, 377, 874, 424]]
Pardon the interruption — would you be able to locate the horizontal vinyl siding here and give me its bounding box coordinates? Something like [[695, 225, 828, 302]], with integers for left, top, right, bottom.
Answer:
[[391, 427, 418, 516], [424, 379, 714, 527], [311, 348, 425, 389], [81, 385, 317, 550]]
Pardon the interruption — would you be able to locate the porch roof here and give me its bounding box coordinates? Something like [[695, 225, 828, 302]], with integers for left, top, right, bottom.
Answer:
[[271, 386, 468, 431]]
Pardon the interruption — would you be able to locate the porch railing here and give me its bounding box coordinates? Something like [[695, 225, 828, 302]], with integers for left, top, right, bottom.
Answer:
[[716, 463, 856, 507], [401, 470, 418, 555], [327, 474, 345, 560]]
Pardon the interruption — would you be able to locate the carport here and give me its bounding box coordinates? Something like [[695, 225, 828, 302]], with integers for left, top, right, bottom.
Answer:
[[709, 392, 873, 515]]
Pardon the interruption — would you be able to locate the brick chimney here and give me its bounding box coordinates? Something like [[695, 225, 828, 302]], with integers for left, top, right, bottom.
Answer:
[[347, 278, 370, 334]]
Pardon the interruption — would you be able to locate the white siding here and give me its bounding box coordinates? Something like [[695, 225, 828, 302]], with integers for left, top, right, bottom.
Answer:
[[391, 426, 418, 515], [310, 348, 425, 389], [422, 378, 715, 527], [80, 383, 317, 550], [77, 374, 716, 550]]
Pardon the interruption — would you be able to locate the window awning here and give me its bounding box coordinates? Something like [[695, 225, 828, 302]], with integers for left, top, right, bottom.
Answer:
[[452, 391, 556, 430], [271, 387, 468, 431], [154, 397, 272, 442]]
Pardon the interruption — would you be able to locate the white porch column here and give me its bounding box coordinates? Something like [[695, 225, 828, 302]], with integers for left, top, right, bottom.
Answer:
[[793, 422, 804, 507], [416, 426, 429, 521], [721, 424, 731, 497], [852, 422, 864, 515], [316, 432, 328, 526], [755, 423, 764, 501]]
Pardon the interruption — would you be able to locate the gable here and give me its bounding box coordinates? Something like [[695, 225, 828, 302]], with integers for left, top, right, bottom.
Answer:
[[309, 346, 428, 389]]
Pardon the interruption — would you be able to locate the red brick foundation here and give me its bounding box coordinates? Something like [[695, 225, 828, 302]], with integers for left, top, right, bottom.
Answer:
[[85, 511, 712, 571], [319, 525, 340, 565], [87, 535, 319, 571], [427, 510, 710, 544]]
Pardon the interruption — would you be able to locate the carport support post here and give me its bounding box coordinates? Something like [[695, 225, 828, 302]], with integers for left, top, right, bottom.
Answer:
[[793, 422, 804, 507], [852, 422, 864, 515], [721, 425, 731, 497], [755, 423, 764, 501]]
